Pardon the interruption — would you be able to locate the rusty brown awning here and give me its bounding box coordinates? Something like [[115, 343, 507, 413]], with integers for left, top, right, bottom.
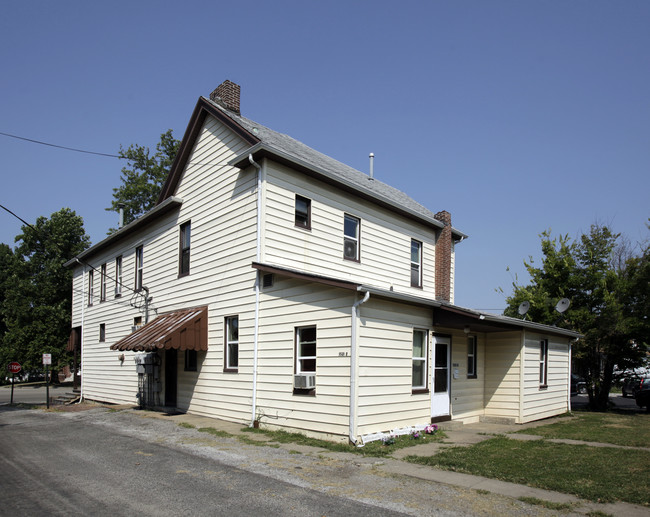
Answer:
[[110, 306, 208, 352]]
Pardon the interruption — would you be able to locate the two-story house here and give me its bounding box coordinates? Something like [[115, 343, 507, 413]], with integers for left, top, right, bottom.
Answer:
[[65, 80, 580, 444]]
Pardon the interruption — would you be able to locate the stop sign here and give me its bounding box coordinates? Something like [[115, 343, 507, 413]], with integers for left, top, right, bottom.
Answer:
[[7, 362, 21, 374]]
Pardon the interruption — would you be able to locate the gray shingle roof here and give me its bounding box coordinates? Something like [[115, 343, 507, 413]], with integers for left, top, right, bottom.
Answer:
[[205, 97, 467, 239]]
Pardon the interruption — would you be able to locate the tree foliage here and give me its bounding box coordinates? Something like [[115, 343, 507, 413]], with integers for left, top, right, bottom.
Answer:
[[0, 209, 90, 377], [503, 223, 649, 411], [105, 129, 180, 230]]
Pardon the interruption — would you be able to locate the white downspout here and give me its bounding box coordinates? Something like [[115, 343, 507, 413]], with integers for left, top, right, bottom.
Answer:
[[350, 290, 370, 444], [249, 154, 263, 427], [568, 341, 573, 412]]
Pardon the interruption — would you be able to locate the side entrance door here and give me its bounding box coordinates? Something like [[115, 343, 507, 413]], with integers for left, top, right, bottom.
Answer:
[[165, 349, 177, 407], [431, 335, 451, 420]]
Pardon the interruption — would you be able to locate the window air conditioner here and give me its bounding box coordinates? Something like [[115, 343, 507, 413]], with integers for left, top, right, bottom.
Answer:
[[294, 374, 316, 390]]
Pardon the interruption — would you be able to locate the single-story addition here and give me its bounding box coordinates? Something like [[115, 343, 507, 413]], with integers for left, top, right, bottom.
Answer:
[[65, 80, 580, 444]]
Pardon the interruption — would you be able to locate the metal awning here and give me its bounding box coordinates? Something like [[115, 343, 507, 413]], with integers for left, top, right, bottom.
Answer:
[[110, 306, 208, 352]]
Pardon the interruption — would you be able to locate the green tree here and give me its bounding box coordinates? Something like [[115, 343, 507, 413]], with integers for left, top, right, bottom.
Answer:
[[503, 224, 648, 411], [106, 129, 180, 229], [0, 208, 90, 377]]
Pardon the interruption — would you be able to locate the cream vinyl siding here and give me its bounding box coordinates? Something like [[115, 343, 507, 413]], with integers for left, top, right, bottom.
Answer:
[[70, 115, 258, 420], [356, 299, 432, 436], [253, 278, 355, 436], [263, 161, 439, 297], [448, 330, 485, 422], [483, 331, 522, 422], [521, 332, 570, 422]]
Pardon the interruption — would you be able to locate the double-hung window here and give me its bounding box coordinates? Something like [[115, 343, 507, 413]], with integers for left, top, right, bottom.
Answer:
[[179, 221, 191, 277], [343, 214, 360, 261], [411, 239, 422, 288], [135, 246, 143, 291], [467, 335, 477, 379], [540, 339, 549, 387], [100, 263, 107, 302], [99, 323, 106, 342], [224, 316, 239, 372], [295, 195, 311, 229], [87, 270, 94, 306], [412, 329, 428, 391], [115, 256, 122, 297], [295, 326, 316, 374]]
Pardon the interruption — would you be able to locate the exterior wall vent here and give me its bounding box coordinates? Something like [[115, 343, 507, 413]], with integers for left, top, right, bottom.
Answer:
[[262, 273, 274, 288]]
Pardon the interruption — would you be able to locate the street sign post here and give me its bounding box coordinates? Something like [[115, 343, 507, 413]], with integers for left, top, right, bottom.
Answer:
[[43, 354, 51, 408], [7, 362, 21, 404]]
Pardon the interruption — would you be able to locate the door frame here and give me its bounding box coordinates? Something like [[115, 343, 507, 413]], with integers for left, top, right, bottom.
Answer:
[[431, 333, 451, 422], [164, 348, 178, 408]]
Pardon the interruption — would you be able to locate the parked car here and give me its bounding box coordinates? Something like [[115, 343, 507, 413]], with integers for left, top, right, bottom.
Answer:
[[634, 377, 650, 412], [622, 376, 643, 398], [571, 374, 587, 395]]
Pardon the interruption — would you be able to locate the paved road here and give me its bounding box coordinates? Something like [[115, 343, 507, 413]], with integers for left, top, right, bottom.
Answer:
[[0, 383, 72, 405], [0, 406, 562, 517]]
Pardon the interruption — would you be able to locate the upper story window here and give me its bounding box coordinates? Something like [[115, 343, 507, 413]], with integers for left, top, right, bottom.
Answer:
[[224, 316, 239, 372], [87, 270, 94, 306], [343, 214, 360, 261], [115, 256, 122, 298], [99, 323, 106, 342], [539, 339, 549, 388], [295, 195, 311, 229], [412, 329, 428, 391], [135, 246, 143, 291], [411, 239, 422, 288], [467, 335, 477, 379], [100, 263, 107, 302], [179, 221, 191, 277]]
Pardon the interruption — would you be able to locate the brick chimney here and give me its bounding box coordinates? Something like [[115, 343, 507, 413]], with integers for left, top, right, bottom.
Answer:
[[434, 210, 452, 303], [209, 80, 241, 115]]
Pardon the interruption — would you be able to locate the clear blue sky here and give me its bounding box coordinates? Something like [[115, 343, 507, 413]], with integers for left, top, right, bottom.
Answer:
[[1, 1, 648, 313]]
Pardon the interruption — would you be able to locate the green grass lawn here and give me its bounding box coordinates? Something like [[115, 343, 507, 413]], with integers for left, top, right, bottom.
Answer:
[[519, 411, 650, 448], [405, 412, 650, 506]]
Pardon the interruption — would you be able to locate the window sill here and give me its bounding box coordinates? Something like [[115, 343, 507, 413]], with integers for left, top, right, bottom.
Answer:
[[412, 388, 429, 395], [223, 368, 238, 373], [294, 224, 311, 231], [343, 257, 360, 263], [539, 384, 548, 390], [178, 272, 190, 279], [467, 375, 477, 380]]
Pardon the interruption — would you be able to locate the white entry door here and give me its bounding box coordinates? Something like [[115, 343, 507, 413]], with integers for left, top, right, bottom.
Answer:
[[431, 335, 451, 418]]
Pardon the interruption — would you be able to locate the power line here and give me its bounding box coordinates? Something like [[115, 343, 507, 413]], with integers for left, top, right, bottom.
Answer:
[[0, 130, 233, 167], [0, 131, 121, 158]]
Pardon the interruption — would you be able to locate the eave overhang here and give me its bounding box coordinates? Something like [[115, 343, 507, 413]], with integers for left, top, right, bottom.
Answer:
[[64, 196, 183, 268], [232, 146, 467, 241]]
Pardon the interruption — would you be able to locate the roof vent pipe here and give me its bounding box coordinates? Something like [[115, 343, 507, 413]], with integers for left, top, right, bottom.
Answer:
[[117, 203, 125, 229], [369, 153, 374, 180]]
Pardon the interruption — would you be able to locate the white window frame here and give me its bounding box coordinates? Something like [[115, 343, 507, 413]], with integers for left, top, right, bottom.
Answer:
[[343, 214, 360, 261], [115, 255, 122, 297], [224, 316, 238, 372], [295, 326, 317, 374], [411, 239, 422, 288], [467, 335, 477, 379], [100, 263, 107, 302], [540, 339, 549, 387], [135, 246, 143, 291], [412, 328, 428, 391]]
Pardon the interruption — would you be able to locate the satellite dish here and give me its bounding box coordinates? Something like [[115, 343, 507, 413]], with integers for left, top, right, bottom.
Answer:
[[518, 301, 530, 316], [555, 298, 570, 314]]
